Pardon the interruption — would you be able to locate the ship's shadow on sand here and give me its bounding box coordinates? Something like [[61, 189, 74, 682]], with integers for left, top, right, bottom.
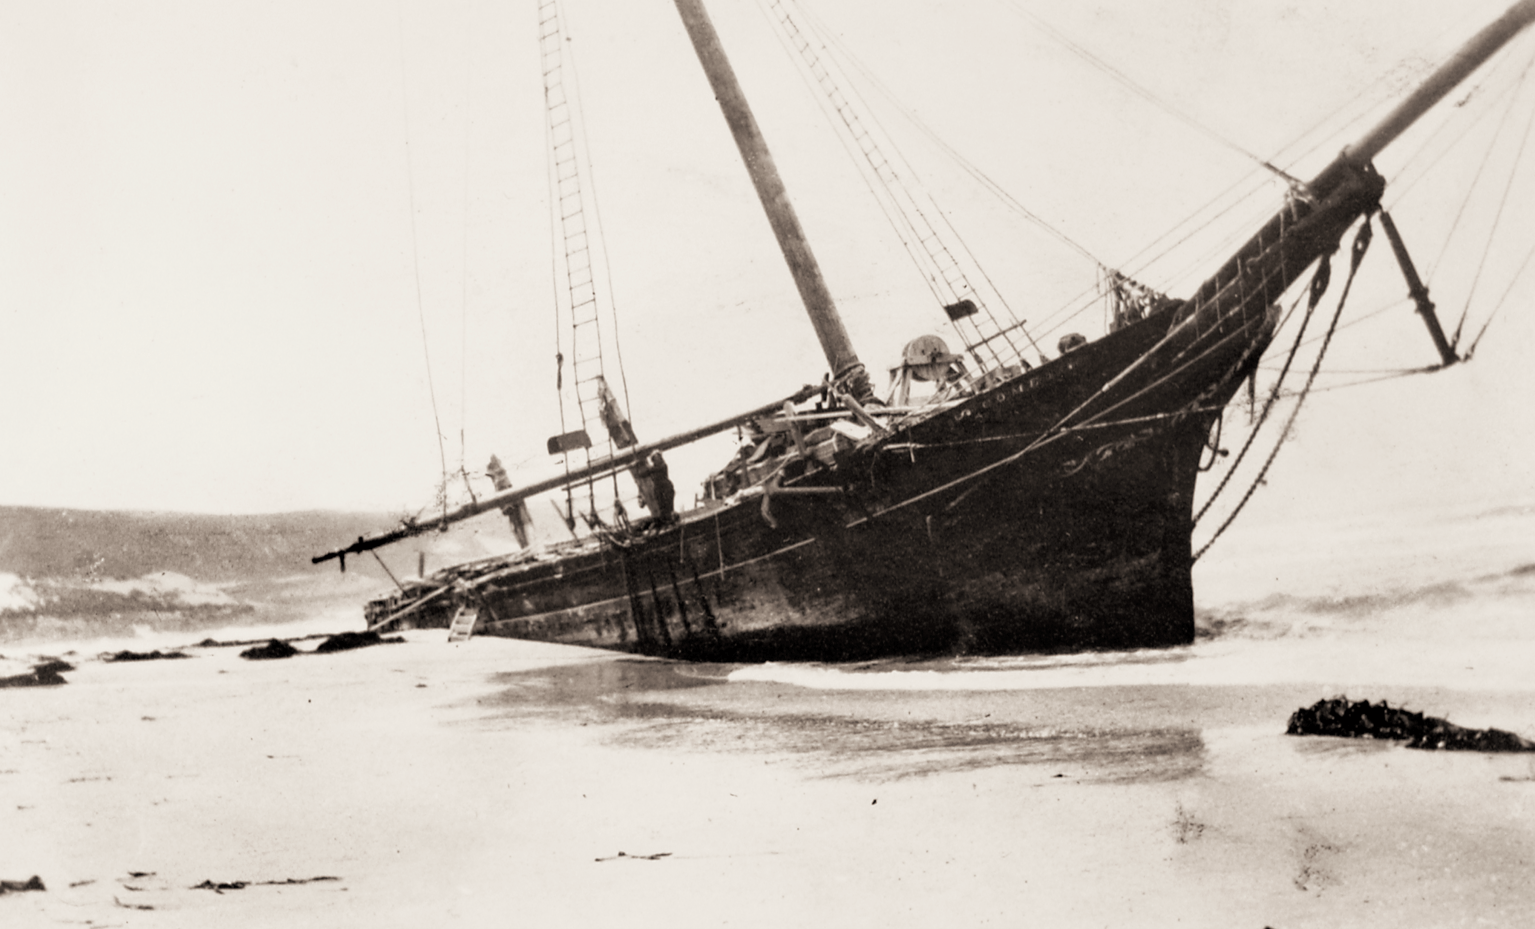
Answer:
[[476, 658, 1205, 783]]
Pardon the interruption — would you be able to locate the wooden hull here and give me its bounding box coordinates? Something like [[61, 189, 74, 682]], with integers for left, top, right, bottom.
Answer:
[[364, 162, 1387, 661], [369, 297, 1267, 660]]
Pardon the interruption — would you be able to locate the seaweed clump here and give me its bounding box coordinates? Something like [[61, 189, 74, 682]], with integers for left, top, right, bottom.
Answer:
[[0, 875, 45, 894], [313, 631, 399, 654], [239, 639, 299, 661], [104, 650, 191, 663], [1288, 697, 1535, 752], [0, 660, 73, 688]]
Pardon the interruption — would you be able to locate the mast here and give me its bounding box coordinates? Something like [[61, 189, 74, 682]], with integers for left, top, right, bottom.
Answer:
[[671, 0, 874, 401]]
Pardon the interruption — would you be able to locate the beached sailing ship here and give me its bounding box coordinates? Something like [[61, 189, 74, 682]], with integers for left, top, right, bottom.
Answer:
[[317, 0, 1535, 660]]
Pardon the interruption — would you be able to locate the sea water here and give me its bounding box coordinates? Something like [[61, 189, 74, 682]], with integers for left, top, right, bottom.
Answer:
[[7, 494, 1533, 703]]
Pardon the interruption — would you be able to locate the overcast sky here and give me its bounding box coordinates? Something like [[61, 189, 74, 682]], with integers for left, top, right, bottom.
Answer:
[[2, 0, 1531, 525]]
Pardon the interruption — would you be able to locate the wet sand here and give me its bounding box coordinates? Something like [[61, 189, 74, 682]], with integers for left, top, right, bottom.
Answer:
[[3, 632, 1534, 927]]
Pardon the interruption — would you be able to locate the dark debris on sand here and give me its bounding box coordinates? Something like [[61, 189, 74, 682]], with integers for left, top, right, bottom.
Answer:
[[239, 639, 299, 661], [104, 649, 191, 663], [230, 632, 403, 660], [314, 630, 402, 654], [595, 851, 672, 862], [193, 876, 340, 893], [1288, 697, 1535, 751], [0, 661, 73, 689]]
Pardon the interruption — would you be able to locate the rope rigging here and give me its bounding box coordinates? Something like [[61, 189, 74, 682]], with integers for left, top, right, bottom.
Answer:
[[994, 0, 1312, 192], [1449, 58, 1535, 346], [1034, 9, 1535, 351], [1425, 46, 1535, 282], [1192, 272, 1325, 527], [1384, 42, 1535, 208], [1194, 218, 1374, 561], [1465, 239, 1535, 358], [756, 0, 1040, 373], [539, 0, 640, 531]]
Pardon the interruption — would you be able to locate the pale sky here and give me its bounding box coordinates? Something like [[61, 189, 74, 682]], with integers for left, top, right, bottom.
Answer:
[[1, 0, 1531, 526]]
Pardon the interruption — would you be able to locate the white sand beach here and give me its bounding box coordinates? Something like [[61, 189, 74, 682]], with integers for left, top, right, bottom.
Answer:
[[4, 625, 1534, 929]]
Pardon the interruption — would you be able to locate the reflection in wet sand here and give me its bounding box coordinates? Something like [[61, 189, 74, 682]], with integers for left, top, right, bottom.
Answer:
[[479, 658, 1206, 783]]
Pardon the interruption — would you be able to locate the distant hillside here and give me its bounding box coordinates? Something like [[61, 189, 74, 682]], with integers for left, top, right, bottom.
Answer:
[[0, 506, 401, 582], [0, 505, 533, 643], [0, 505, 526, 583]]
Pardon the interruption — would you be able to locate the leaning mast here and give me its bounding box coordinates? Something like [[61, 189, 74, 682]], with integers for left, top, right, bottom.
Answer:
[[671, 0, 874, 401]]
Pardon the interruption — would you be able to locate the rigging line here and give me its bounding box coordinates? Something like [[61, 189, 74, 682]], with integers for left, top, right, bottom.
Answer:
[[1011, 16, 1527, 346], [561, 9, 635, 423], [1465, 238, 1535, 357], [1193, 269, 1322, 526], [791, 3, 1033, 340], [1426, 47, 1535, 283], [765, 2, 991, 354], [396, 0, 450, 509], [995, 0, 1305, 189], [1025, 252, 1298, 457], [1260, 28, 1495, 185], [867, 284, 1272, 525], [541, 0, 575, 495], [1092, 16, 1526, 294], [1272, 367, 1441, 395], [1195, 218, 1373, 562], [1121, 185, 1295, 305], [804, 0, 1280, 344], [1059, 168, 1281, 331], [1286, 296, 1414, 353], [858, 251, 1298, 528], [797, 1, 1102, 268], [1040, 182, 1302, 342], [1258, 364, 1430, 376], [1384, 42, 1535, 206], [1230, 4, 1524, 189], [880, 406, 1228, 451], [1451, 60, 1535, 346], [1094, 223, 1381, 424], [909, 116, 1103, 268], [930, 195, 1046, 361], [753, 2, 944, 308], [761, 0, 1020, 370]]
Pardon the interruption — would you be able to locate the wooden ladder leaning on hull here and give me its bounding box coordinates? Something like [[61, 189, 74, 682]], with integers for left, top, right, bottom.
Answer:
[[447, 605, 479, 643]]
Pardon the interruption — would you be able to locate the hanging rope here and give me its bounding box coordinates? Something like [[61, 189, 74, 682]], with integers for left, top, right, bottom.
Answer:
[[1194, 217, 1374, 562], [1193, 258, 1329, 525]]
